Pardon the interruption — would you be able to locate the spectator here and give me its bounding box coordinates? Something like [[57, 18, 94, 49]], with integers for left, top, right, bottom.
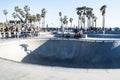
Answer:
[[4, 26, 9, 39], [0, 27, 4, 39]]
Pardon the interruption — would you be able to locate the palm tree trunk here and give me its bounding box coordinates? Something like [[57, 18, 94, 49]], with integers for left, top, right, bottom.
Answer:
[[71, 22, 72, 31], [95, 21, 97, 28], [80, 19, 82, 29], [87, 18, 89, 29], [61, 20, 63, 32], [16, 14, 24, 23], [71, 22, 72, 28], [84, 15, 86, 30], [103, 14, 105, 29], [102, 14, 105, 34], [43, 17, 45, 31], [92, 18, 94, 27], [14, 18, 15, 24], [15, 18, 17, 25], [61, 21, 62, 27], [84, 22, 85, 30], [102, 14, 105, 30], [6, 16, 8, 23]]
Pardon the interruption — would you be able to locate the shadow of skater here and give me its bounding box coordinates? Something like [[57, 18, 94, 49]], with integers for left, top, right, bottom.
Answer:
[[20, 44, 32, 54]]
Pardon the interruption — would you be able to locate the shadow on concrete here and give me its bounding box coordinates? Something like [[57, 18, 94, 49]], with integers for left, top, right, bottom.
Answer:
[[20, 44, 32, 54], [21, 40, 120, 69]]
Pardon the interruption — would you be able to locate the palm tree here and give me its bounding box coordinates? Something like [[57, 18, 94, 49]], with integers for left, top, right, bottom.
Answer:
[[27, 15, 37, 25], [100, 5, 107, 30], [86, 7, 93, 29], [59, 12, 63, 29], [76, 7, 83, 29], [14, 5, 30, 24], [69, 18, 73, 31], [12, 12, 17, 24], [41, 8, 47, 29], [27, 13, 32, 23], [24, 5, 30, 23], [19, 9, 25, 19], [15, 6, 19, 19], [82, 6, 87, 30], [82, 16, 85, 30], [63, 16, 68, 32], [14, 6, 25, 23], [15, 6, 19, 13], [76, 6, 88, 29], [91, 14, 95, 27], [15, 6, 19, 16], [76, 11, 80, 29], [93, 16, 97, 28], [15, 6, 21, 22], [59, 12, 62, 17], [36, 13, 41, 27], [3, 9, 8, 23], [32, 15, 37, 24], [76, 6, 86, 27], [24, 5, 30, 13]]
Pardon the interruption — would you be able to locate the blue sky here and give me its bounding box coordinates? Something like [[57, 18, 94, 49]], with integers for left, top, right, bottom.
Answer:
[[0, 0, 120, 28]]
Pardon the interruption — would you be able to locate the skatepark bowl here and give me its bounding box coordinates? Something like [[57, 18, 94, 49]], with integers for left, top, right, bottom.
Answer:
[[1, 33, 120, 80], [1, 33, 120, 69]]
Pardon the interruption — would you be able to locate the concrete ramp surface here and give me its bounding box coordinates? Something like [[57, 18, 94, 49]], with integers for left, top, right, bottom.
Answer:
[[0, 38, 120, 68], [1, 38, 120, 80], [1, 58, 120, 80]]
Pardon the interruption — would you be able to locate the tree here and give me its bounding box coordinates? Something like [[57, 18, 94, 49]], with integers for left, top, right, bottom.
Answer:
[[15, 6, 22, 23], [86, 7, 93, 28], [93, 15, 97, 28], [76, 6, 96, 31], [32, 15, 37, 23], [36, 13, 41, 27], [69, 18, 73, 29], [3, 9, 8, 23], [82, 6, 87, 30], [59, 11, 63, 29], [15, 6, 19, 13], [41, 8, 47, 28], [82, 16, 85, 29], [14, 6, 25, 23], [76, 7, 83, 29], [100, 5, 107, 30], [12, 12, 17, 24], [19, 9, 25, 18], [59, 12, 62, 18], [24, 5, 30, 14], [24, 5, 30, 23], [76, 6, 88, 29], [14, 5, 30, 23], [77, 6, 87, 29], [63, 16, 68, 32], [27, 13, 32, 23]]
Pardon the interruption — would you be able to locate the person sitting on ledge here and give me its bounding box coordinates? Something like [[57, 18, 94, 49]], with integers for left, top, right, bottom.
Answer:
[[74, 29, 83, 39]]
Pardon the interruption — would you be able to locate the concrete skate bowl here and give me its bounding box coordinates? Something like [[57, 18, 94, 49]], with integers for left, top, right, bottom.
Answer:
[[88, 34, 120, 38], [0, 39, 120, 69]]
